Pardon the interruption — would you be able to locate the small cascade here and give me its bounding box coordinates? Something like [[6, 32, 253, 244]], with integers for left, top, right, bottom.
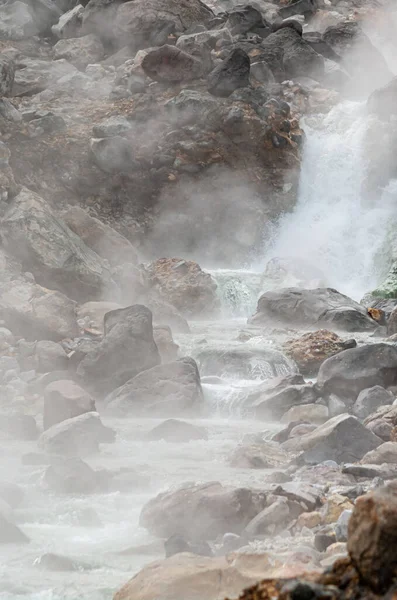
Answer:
[[210, 269, 263, 317]]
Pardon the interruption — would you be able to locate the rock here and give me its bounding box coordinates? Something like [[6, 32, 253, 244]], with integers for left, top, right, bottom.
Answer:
[[289, 423, 317, 438], [353, 386, 394, 420], [335, 510, 352, 543], [250, 383, 317, 420], [92, 116, 133, 138], [230, 443, 289, 469], [146, 258, 218, 317], [34, 552, 91, 571], [0, 1, 36, 40], [147, 419, 207, 443], [140, 482, 266, 541], [0, 414, 38, 441], [0, 56, 15, 97], [322, 494, 354, 525], [0, 513, 29, 544], [106, 357, 203, 416], [283, 330, 355, 376], [282, 404, 329, 425], [176, 29, 231, 54], [272, 483, 319, 512], [250, 61, 275, 85], [250, 288, 377, 332], [52, 4, 84, 39], [296, 511, 322, 530], [63, 207, 139, 267], [317, 344, 397, 401], [327, 395, 347, 418], [142, 45, 204, 83], [153, 325, 179, 362], [77, 305, 160, 396], [0, 482, 24, 507], [44, 380, 95, 430], [283, 414, 382, 465], [207, 49, 250, 98], [77, 301, 122, 333], [368, 76, 397, 120], [12, 58, 78, 97], [164, 535, 212, 558], [39, 412, 114, 456], [348, 481, 397, 593], [146, 297, 190, 333], [278, 0, 316, 19], [45, 456, 99, 494], [34, 341, 69, 373], [361, 442, 397, 465], [0, 278, 79, 341], [1, 188, 112, 302], [244, 497, 290, 537], [366, 418, 393, 441], [53, 35, 104, 70]]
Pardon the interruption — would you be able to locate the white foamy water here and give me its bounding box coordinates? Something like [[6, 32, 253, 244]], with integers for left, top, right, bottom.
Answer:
[[266, 101, 397, 300]]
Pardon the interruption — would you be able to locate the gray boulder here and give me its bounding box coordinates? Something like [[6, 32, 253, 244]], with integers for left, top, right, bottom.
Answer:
[[244, 497, 290, 536], [77, 305, 160, 396], [353, 386, 394, 420], [278, 0, 316, 19], [44, 380, 95, 430], [0, 513, 29, 544], [39, 412, 114, 456], [1, 187, 112, 302], [335, 509, 352, 543], [250, 287, 378, 332], [52, 4, 84, 39], [12, 58, 77, 96], [53, 35, 104, 70], [142, 45, 204, 83], [0, 57, 15, 96], [207, 49, 250, 98], [34, 341, 69, 373], [45, 456, 99, 494], [0, 2, 36, 40], [106, 357, 203, 416]]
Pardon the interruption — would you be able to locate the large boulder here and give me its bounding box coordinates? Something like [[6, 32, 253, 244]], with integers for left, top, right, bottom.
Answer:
[[44, 380, 95, 430], [146, 258, 219, 317], [0, 278, 79, 341], [77, 305, 160, 396], [348, 482, 397, 593], [352, 386, 394, 421], [142, 45, 204, 83], [250, 288, 378, 332], [0, 188, 112, 302], [106, 357, 203, 416], [140, 482, 266, 541], [317, 344, 397, 400], [45, 456, 99, 494], [207, 49, 250, 98], [361, 442, 397, 465], [282, 414, 382, 465], [53, 35, 104, 70]]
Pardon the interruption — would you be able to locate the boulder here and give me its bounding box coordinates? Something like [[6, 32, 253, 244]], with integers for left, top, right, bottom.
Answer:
[[153, 325, 179, 362], [176, 29, 232, 54], [278, 0, 316, 19], [39, 411, 114, 456], [90, 136, 138, 174], [317, 344, 397, 400], [207, 49, 250, 98], [146, 419, 207, 443], [0, 513, 29, 544], [43, 380, 95, 430], [282, 404, 329, 425], [0, 56, 15, 96], [52, 4, 84, 39], [283, 330, 355, 376], [45, 456, 99, 494], [0, 278, 79, 341], [53, 35, 104, 70], [353, 386, 394, 420], [348, 482, 397, 593], [0, 1, 36, 40], [250, 288, 378, 332], [244, 497, 290, 536], [145, 297, 190, 333], [146, 258, 218, 317], [250, 383, 317, 420], [106, 357, 203, 416], [77, 301, 122, 332], [140, 482, 266, 541], [77, 305, 160, 396], [283, 414, 382, 465], [12, 58, 78, 97], [361, 442, 397, 465], [335, 509, 352, 543], [34, 340, 69, 372], [63, 207, 139, 267], [141, 45, 204, 83], [1, 188, 112, 302], [322, 494, 354, 525], [230, 443, 289, 469], [368, 77, 397, 121]]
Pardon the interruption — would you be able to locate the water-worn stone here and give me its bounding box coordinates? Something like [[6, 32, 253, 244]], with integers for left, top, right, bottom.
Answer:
[[348, 481, 397, 593], [361, 442, 397, 465], [146, 419, 207, 443], [45, 456, 99, 494], [34, 341, 69, 373], [44, 380, 95, 430], [250, 288, 378, 332], [283, 414, 382, 465], [53, 35, 104, 70], [353, 386, 394, 420], [283, 330, 355, 376], [230, 443, 289, 469], [251, 383, 317, 420], [1, 187, 112, 302], [317, 343, 397, 401], [140, 482, 266, 541], [142, 45, 204, 83], [207, 49, 250, 98], [39, 412, 114, 456], [77, 305, 160, 396], [244, 497, 290, 536], [106, 357, 203, 416], [282, 404, 329, 425]]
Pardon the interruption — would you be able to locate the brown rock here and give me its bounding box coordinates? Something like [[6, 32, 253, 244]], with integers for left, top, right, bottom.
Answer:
[[142, 45, 204, 83], [361, 441, 397, 465], [296, 511, 322, 530], [283, 330, 354, 376], [322, 494, 354, 525]]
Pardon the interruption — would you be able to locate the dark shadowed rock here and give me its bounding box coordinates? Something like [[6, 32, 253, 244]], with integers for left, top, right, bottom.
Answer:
[[142, 45, 204, 83], [207, 49, 250, 98], [279, 0, 316, 19], [317, 343, 397, 400], [106, 357, 203, 416], [164, 534, 212, 558], [225, 5, 266, 35], [45, 456, 99, 494], [147, 419, 207, 442], [39, 412, 114, 456], [44, 380, 95, 430], [283, 414, 382, 465], [352, 386, 394, 420], [77, 305, 160, 396], [0, 56, 15, 96], [140, 482, 266, 541]]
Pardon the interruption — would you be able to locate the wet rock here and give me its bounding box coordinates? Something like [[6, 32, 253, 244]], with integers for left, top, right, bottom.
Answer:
[[106, 357, 203, 416], [44, 380, 95, 430], [0, 278, 79, 341], [0, 56, 15, 97], [53, 35, 104, 70], [244, 497, 290, 536], [34, 552, 92, 571], [147, 419, 207, 443], [335, 510, 352, 543], [63, 207, 139, 267], [153, 325, 179, 362], [250, 288, 377, 332], [283, 414, 382, 465], [140, 482, 266, 541], [317, 343, 397, 401], [52, 4, 84, 39], [0, 513, 29, 544], [353, 386, 394, 420], [348, 481, 397, 593], [230, 443, 289, 469], [282, 404, 329, 425], [142, 45, 204, 83], [361, 442, 397, 465], [77, 305, 160, 396], [45, 456, 99, 494], [207, 49, 250, 97], [283, 330, 355, 376], [39, 412, 114, 456], [252, 383, 317, 420], [33, 341, 69, 373], [146, 258, 218, 317], [1, 188, 112, 302]]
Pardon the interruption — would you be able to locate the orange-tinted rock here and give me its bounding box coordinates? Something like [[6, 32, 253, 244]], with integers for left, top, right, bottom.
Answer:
[[283, 330, 354, 375]]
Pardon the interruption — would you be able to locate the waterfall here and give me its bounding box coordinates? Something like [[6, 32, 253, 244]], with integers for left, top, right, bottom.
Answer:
[[265, 101, 397, 301], [210, 269, 263, 317]]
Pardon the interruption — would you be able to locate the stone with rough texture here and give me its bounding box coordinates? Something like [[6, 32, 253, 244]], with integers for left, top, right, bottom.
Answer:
[[244, 497, 290, 536], [353, 386, 394, 420], [106, 357, 202, 416], [361, 442, 397, 465], [207, 49, 250, 98], [282, 404, 329, 425], [52, 4, 84, 39], [39, 412, 114, 456], [283, 330, 355, 376], [34, 340, 69, 373], [230, 443, 289, 469], [53, 35, 104, 70], [140, 482, 266, 541], [45, 456, 99, 494], [0, 57, 15, 97], [142, 45, 204, 83], [44, 380, 95, 430]]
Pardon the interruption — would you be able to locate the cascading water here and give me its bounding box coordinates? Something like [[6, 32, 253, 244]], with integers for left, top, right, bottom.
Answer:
[[209, 269, 263, 318], [265, 101, 397, 301]]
